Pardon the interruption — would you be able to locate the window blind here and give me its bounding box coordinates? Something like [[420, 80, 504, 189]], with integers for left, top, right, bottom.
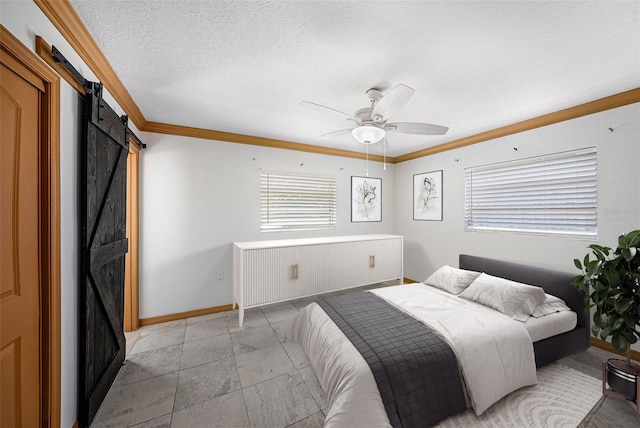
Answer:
[[260, 172, 337, 232], [464, 147, 597, 237]]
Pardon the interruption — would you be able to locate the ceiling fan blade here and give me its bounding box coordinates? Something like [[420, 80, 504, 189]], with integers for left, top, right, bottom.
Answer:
[[318, 128, 354, 139], [385, 122, 449, 135], [371, 83, 415, 122], [300, 101, 358, 123]]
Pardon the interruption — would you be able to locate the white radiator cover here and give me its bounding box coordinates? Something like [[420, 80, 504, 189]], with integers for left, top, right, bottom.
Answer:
[[233, 234, 403, 326]]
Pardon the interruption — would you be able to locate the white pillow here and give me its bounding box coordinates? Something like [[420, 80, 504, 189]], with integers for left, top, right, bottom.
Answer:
[[458, 273, 546, 321], [424, 265, 481, 295], [531, 294, 571, 318]]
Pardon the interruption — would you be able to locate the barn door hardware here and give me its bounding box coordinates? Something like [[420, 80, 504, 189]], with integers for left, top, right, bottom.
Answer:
[[50, 43, 146, 148], [129, 130, 147, 148], [86, 82, 130, 149], [51, 44, 92, 92], [94, 81, 105, 122]]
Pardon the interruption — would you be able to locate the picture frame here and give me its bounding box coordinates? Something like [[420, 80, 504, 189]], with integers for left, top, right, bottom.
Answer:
[[351, 176, 382, 222], [413, 170, 443, 221]]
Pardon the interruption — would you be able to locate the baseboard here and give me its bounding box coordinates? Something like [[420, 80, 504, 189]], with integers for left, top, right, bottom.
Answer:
[[139, 303, 234, 326], [590, 337, 640, 363], [138, 280, 418, 326]]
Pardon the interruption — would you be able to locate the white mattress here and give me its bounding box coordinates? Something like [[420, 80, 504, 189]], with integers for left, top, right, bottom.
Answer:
[[522, 310, 577, 342]]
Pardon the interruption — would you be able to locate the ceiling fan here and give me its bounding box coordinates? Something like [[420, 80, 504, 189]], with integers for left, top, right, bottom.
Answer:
[[301, 83, 449, 146]]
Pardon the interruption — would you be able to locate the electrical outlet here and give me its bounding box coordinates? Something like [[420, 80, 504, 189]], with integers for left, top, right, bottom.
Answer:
[[216, 271, 224, 281]]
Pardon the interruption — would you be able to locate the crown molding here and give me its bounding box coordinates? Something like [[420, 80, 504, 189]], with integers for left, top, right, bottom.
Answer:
[[33, 1, 638, 164], [144, 121, 390, 162], [395, 88, 640, 163], [33, 0, 146, 128]]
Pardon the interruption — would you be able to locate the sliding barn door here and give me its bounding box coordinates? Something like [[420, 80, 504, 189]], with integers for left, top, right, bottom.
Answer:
[[79, 82, 129, 427]]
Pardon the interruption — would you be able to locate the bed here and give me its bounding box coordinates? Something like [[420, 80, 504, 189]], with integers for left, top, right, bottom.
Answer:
[[458, 254, 590, 367], [281, 254, 590, 427]]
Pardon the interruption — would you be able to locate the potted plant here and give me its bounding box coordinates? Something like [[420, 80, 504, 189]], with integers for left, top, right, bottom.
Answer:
[[572, 230, 640, 401]]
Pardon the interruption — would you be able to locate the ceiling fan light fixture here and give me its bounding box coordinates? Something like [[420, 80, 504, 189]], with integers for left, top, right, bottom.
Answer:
[[352, 125, 385, 144]]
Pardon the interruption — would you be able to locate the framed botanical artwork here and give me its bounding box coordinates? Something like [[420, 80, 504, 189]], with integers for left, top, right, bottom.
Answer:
[[351, 176, 382, 222], [413, 170, 443, 221]]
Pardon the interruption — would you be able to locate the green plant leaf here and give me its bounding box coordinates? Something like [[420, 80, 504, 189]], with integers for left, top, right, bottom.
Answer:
[[590, 245, 609, 260], [591, 324, 601, 336], [612, 333, 628, 353], [611, 316, 624, 330], [594, 311, 604, 328], [614, 299, 632, 314], [623, 313, 636, 328], [619, 233, 631, 248], [622, 247, 637, 262], [571, 275, 586, 292], [586, 260, 601, 275], [627, 230, 640, 247], [602, 269, 619, 286], [574, 258, 583, 270]]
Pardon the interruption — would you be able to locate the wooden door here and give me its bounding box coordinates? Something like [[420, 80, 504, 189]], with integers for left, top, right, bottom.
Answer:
[[0, 57, 43, 428], [124, 142, 140, 332], [79, 83, 129, 427]]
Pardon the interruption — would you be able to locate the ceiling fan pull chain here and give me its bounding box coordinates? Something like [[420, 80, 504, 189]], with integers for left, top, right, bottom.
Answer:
[[366, 144, 369, 176], [383, 136, 387, 171]]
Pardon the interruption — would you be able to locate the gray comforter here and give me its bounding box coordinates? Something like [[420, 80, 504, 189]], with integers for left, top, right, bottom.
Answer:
[[317, 293, 466, 427]]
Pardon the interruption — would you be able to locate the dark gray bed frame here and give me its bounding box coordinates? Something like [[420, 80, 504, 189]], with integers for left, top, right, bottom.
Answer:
[[459, 254, 590, 367]]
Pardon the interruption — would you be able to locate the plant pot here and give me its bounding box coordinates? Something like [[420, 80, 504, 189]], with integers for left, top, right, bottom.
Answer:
[[606, 358, 640, 401]]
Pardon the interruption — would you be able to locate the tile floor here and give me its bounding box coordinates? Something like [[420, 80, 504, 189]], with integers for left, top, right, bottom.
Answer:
[[91, 286, 366, 427], [91, 283, 639, 427]]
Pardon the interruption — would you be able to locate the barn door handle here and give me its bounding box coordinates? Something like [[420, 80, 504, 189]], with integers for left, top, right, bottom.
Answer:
[[369, 255, 376, 268]]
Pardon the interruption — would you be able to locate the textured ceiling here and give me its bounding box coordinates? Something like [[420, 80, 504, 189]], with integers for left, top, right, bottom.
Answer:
[[69, 0, 640, 157]]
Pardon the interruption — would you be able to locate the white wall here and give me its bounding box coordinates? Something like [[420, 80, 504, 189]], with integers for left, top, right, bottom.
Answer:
[[138, 133, 396, 317], [395, 102, 639, 281], [58, 77, 81, 428]]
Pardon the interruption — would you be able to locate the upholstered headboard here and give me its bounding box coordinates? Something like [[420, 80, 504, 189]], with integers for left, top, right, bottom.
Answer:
[[459, 254, 590, 366]]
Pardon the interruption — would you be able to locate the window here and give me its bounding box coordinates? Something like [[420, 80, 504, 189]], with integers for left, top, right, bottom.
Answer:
[[260, 171, 337, 232], [464, 147, 597, 237]]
